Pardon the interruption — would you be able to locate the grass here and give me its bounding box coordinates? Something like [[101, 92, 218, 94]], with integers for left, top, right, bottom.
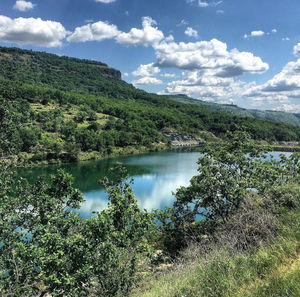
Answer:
[[131, 210, 300, 297]]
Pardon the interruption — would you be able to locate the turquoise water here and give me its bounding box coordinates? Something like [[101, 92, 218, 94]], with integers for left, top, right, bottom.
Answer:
[[18, 150, 292, 218]]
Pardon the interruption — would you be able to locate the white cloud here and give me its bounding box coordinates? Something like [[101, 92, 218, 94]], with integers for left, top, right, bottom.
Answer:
[[165, 35, 174, 42], [242, 55, 300, 104], [67, 21, 119, 42], [132, 77, 163, 86], [246, 59, 300, 93], [95, 0, 116, 3], [0, 15, 67, 47], [13, 1, 35, 12], [217, 10, 224, 14], [198, 1, 209, 7], [116, 17, 164, 47], [153, 39, 269, 76], [293, 43, 300, 57], [132, 63, 160, 77], [185, 27, 198, 38], [273, 104, 300, 113], [272, 28, 277, 33], [161, 73, 177, 78], [187, 0, 223, 7], [251, 30, 264, 37], [162, 69, 250, 103], [282, 37, 290, 41], [244, 30, 265, 38]]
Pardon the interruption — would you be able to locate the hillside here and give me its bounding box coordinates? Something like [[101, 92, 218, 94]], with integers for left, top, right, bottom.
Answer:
[[168, 94, 300, 127], [0, 46, 300, 165]]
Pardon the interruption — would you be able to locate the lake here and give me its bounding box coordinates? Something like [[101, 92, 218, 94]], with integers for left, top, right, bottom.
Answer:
[[18, 150, 292, 218]]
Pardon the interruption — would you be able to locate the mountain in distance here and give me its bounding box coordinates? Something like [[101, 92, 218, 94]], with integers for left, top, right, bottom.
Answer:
[[0, 45, 298, 127], [167, 94, 300, 127]]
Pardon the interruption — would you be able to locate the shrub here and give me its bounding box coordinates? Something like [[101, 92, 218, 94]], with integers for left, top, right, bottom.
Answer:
[[0, 162, 153, 297]]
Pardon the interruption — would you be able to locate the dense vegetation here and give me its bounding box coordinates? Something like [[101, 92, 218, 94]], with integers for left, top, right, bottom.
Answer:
[[1, 131, 299, 296], [0, 46, 299, 165], [169, 94, 300, 127]]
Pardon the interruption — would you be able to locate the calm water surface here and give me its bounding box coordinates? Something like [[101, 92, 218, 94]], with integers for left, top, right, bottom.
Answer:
[[18, 150, 292, 218]]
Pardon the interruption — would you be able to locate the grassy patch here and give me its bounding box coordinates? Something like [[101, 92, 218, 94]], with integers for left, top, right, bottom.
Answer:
[[131, 210, 300, 297]]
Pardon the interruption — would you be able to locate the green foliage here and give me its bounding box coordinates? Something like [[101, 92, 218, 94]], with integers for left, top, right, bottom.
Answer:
[[157, 131, 299, 255], [174, 132, 298, 223], [0, 163, 153, 296], [0, 45, 299, 165], [263, 183, 300, 213]]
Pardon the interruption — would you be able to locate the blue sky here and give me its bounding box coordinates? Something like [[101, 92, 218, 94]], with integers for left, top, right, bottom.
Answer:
[[0, 0, 300, 112]]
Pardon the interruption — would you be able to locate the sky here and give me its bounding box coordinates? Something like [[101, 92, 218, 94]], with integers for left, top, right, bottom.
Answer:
[[0, 0, 300, 112]]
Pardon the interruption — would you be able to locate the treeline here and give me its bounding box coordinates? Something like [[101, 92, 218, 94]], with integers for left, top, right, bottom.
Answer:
[[1, 77, 300, 163], [0, 46, 135, 98]]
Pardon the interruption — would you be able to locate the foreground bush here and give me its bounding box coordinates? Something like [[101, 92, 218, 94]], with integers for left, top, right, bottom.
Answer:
[[131, 189, 300, 297], [158, 132, 299, 256], [0, 163, 153, 297]]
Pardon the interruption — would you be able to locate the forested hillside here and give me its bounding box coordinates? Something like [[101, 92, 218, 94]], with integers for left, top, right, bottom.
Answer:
[[0, 46, 299, 164], [168, 94, 300, 127]]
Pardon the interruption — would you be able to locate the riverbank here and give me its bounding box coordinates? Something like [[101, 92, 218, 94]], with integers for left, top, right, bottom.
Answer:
[[14, 143, 169, 167], [270, 145, 300, 152], [9, 141, 300, 168]]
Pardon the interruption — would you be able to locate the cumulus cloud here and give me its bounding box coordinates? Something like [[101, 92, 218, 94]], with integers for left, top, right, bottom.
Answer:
[[272, 28, 277, 33], [165, 81, 244, 103], [132, 63, 160, 77], [132, 77, 163, 86], [153, 39, 269, 77], [67, 21, 119, 42], [162, 69, 250, 103], [245, 59, 300, 95], [95, 0, 116, 3], [185, 27, 198, 38], [241, 52, 300, 106], [116, 17, 164, 47], [293, 43, 300, 57], [13, 1, 35, 12], [273, 104, 300, 113], [244, 30, 265, 38], [0, 15, 67, 47]]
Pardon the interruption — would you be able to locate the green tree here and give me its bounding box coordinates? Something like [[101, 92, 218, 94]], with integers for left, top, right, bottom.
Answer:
[[159, 131, 299, 255], [0, 162, 153, 297]]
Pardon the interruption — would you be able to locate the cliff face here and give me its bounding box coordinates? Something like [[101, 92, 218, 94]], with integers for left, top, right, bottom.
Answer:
[[0, 46, 122, 95], [0, 47, 121, 80], [160, 128, 205, 146]]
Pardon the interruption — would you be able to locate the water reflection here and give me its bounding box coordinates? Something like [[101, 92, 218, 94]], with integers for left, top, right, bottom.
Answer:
[[77, 151, 200, 218], [18, 150, 292, 218]]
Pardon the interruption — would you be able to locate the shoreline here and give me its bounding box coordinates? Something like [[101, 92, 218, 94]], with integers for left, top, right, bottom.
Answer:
[[10, 141, 300, 169], [13, 144, 170, 168]]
